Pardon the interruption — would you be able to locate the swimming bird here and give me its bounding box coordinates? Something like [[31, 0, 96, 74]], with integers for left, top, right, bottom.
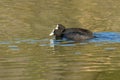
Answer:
[[49, 24, 94, 41]]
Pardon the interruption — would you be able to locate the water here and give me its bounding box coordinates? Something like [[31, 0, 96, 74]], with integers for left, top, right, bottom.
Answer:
[[0, 32, 119, 80], [0, 0, 120, 80]]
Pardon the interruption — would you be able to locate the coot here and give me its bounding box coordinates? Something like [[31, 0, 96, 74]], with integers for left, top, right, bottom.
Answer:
[[49, 24, 94, 41]]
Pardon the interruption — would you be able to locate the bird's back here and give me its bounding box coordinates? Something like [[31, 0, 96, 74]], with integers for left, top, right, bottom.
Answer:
[[62, 28, 94, 41]]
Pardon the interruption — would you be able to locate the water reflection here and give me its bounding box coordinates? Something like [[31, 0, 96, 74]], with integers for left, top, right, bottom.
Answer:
[[40, 44, 120, 80], [0, 0, 120, 80], [0, 32, 120, 80], [91, 32, 120, 43]]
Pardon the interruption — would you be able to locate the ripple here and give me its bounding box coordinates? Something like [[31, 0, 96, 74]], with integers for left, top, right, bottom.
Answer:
[[8, 45, 20, 51], [104, 47, 116, 51], [0, 41, 12, 44]]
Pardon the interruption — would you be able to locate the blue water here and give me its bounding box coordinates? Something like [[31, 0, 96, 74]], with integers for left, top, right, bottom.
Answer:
[[90, 32, 120, 43], [0, 32, 120, 48]]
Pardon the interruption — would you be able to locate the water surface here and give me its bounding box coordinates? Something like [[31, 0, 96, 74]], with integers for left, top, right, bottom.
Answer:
[[0, 0, 120, 80]]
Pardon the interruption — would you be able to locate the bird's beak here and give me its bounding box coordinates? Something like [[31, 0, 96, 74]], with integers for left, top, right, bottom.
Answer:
[[49, 29, 54, 36]]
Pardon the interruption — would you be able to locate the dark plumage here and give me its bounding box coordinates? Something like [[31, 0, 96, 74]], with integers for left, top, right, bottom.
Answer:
[[49, 24, 94, 41]]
